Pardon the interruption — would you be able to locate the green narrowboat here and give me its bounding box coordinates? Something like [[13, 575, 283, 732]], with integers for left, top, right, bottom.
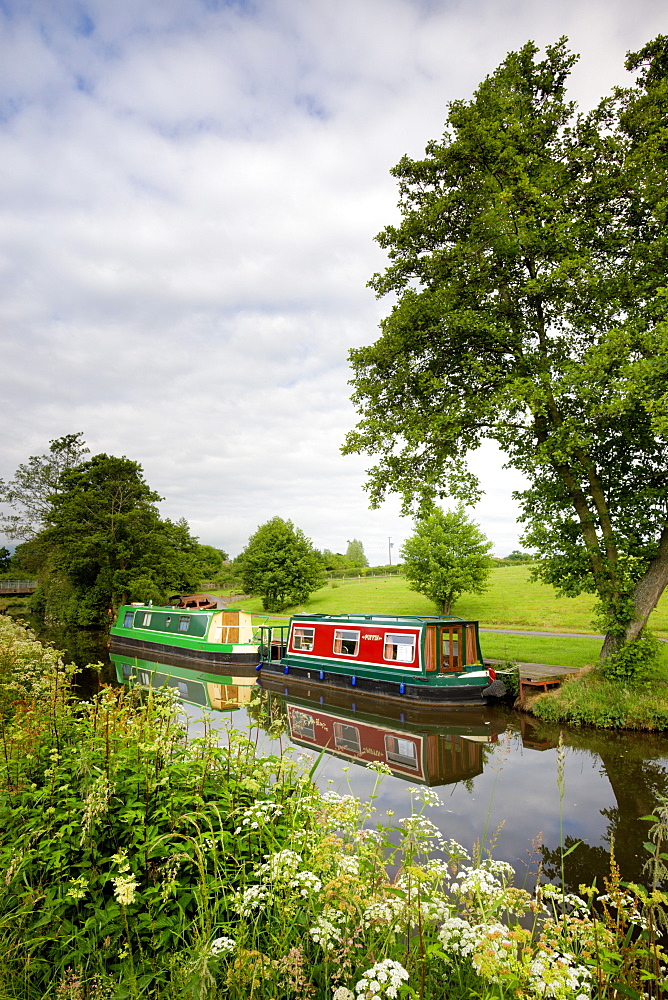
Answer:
[[110, 604, 261, 674], [257, 613, 502, 705]]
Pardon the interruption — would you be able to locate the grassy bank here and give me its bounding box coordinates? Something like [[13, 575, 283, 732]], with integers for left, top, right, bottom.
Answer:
[[1, 615, 666, 999]]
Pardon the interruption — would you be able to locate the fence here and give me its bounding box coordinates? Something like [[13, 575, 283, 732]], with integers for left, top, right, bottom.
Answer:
[[0, 580, 38, 593]]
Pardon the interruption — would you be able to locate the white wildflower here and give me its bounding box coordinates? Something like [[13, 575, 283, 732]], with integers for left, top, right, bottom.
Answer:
[[233, 800, 282, 835], [232, 885, 270, 917], [355, 959, 409, 999], [363, 896, 408, 934], [336, 854, 360, 877], [333, 988, 355, 1000], [309, 908, 348, 951], [408, 786, 442, 808], [288, 871, 322, 897], [210, 936, 236, 955], [111, 873, 139, 906], [437, 916, 479, 958], [527, 949, 592, 997]]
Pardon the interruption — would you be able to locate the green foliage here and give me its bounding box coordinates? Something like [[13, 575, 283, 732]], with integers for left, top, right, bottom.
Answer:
[[0, 617, 315, 995], [0, 546, 10, 573], [401, 506, 493, 613], [320, 548, 355, 571], [1, 616, 668, 995], [194, 544, 228, 581], [345, 538, 369, 567], [239, 516, 324, 612], [30, 456, 204, 626], [343, 36, 668, 673], [0, 432, 88, 540], [532, 669, 668, 730]]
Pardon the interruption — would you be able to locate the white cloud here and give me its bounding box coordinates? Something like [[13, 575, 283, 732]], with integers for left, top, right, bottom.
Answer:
[[0, 0, 662, 564]]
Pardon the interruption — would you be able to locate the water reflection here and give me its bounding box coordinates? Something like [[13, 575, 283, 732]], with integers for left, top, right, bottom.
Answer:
[[41, 632, 668, 896], [262, 676, 505, 786]]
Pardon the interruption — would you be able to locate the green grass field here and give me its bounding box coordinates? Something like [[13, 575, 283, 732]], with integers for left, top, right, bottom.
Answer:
[[220, 564, 668, 670]]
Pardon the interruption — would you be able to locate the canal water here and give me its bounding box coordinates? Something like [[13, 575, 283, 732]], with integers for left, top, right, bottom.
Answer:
[[21, 616, 668, 895]]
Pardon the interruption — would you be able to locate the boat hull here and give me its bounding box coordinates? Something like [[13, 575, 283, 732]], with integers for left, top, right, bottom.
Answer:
[[110, 635, 260, 676], [257, 658, 489, 705]]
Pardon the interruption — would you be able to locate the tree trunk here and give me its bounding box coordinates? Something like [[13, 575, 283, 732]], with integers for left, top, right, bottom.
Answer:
[[600, 524, 668, 660]]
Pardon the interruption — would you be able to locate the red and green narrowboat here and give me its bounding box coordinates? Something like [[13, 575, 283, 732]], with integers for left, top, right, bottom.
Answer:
[[257, 613, 501, 705]]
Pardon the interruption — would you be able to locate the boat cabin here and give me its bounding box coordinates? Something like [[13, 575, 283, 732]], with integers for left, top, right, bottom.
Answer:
[[112, 605, 255, 645]]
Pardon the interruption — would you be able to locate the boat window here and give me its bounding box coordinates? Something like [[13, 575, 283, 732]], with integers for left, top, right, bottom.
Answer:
[[334, 723, 361, 753], [385, 735, 419, 769], [291, 710, 315, 740], [178, 615, 190, 633], [121, 663, 133, 679], [177, 681, 189, 696], [333, 629, 360, 656], [384, 633, 416, 663], [292, 626, 315, 651], [165, 616, 172, 627], [142, 612, 152, 627], [123, 611, 134, 627], [139, 670, 151, 686]]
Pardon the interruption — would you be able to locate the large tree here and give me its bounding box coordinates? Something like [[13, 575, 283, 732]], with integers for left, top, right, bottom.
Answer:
[[343, 38, 668, 677], [35, 455, 203, 625], [239, 517, 324, 612], [402, 507, 493, 614], [346, 538, 369, 568], [0, 433, 88, 540]]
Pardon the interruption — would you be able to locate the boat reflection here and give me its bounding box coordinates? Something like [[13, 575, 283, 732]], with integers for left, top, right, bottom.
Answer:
[[261, 675, 510, 786], [110, 652, 256, 711]]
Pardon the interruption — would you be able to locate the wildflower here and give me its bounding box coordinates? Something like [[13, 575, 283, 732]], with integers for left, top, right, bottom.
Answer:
[[355, 959, 409, 999], [309, 908, 348, 951], [111, 873, 139, 906], [437, 916, 479, 958], [259, 850, 303, 880], [336, 854, 360, 877], [233, 800, 282, 835], [365, 760, 392, 775], [232, 885, 270, 917], [211, 936, 236, 955], [289, 871, 322, 897], [408, 786, 442, 808], [66, 876, 88, 900], [363, 896, 409, 934], [333, 988, 355, 1000]]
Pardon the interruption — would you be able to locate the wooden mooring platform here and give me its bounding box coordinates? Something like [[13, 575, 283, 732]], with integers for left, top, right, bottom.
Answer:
[[487, 659, 582, 700]]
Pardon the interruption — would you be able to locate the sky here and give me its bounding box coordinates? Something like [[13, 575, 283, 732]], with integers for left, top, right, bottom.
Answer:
[[1, 0, 665, 563]]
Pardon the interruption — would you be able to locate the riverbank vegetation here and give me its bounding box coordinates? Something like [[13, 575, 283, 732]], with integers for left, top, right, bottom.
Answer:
[[2, 615, 668, 998]]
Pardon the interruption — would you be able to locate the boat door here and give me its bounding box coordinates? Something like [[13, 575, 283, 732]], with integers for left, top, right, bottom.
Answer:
[[439, 624, 463, 672]]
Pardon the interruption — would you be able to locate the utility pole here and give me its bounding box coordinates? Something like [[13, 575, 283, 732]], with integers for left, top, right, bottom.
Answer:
[[388, 537, 393, 566]]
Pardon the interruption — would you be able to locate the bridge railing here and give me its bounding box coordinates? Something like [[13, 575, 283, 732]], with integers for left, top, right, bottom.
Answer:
[[0, 580, 38, 592]]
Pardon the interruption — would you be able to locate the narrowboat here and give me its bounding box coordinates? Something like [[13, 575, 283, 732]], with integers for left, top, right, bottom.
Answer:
[[110, 651, 256, 712], [110, 604, 261, 675], [257, 613, 502, 705]]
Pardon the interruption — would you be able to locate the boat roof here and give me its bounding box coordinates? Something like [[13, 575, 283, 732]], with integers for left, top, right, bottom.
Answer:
[[122, 603, 219, 615], [289, 613, 475, 625]]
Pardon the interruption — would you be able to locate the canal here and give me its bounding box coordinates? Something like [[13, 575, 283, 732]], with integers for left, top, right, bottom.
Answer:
[[23, 616, 668, 895]]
